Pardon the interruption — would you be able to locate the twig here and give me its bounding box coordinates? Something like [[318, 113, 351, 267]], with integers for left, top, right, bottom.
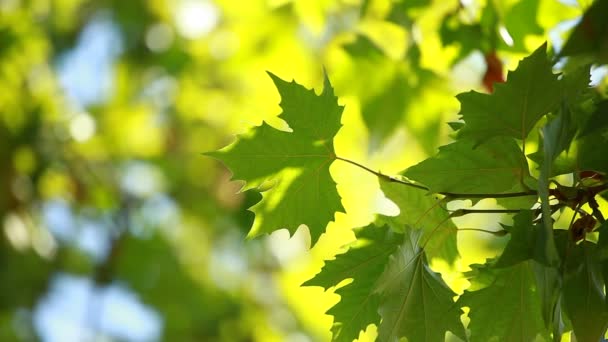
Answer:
[[458, 228, 508, 236], [335, 156, 427, 190], [450, 208, 522, 218], [335, 156, 538, 199], [589, 196, 606, 224]]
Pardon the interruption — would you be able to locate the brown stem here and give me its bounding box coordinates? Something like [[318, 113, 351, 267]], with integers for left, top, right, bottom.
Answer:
[[335, 156, 538, 199], [589, 196, 606, 224], [450, 208, 522, 218], [334, 156, 427, 190], [458, 228, 508, 236]]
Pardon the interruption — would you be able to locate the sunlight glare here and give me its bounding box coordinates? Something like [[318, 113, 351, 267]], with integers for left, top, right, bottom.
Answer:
[[175, 0, 220, 39]]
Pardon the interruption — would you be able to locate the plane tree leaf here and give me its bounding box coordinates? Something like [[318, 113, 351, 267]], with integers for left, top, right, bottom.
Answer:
[[403, 136, 529, 194], [495, 210, 537, 268], [456, 43, 561, 144], [459, 261, 550, 341], [304, 225, 402, 342], [379, 178, 459, 264], [375, 229, 466, 342], [560, 0, 608, 63], [207, 73, 344, 245], [562, 240, 608, 342]]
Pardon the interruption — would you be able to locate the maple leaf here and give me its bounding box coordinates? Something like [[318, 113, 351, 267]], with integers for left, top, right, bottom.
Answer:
[[375, 229, 465, 342], [207, 72, 344, 245], [456, 43, 561, 145], [562, 240, 608, 342], [493, 210, 559, 268], [404, 136, 529, 194], [379, 178, 459, 263], [559, 0, 608, 63], [458, 261, 549, 341], [494, 210, 538, 268], [304, 225, 401, 342]]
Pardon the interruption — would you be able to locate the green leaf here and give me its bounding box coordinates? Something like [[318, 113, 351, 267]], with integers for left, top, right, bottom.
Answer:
[[527, 66, 593, 177], [544, 107, 577, 163], [459, 261, 549, 341], [535, 110, 564, 267], [379, 178, 459, 263], [560, 0, 608, 64], [375, 229, 465, 342], [304, 225, 401, 342], [494, 210, 554, 268], [529, 126, 608, 178], [579, 99, 608, 138], [532, 261, 563, 340], [499, 0, 543, 52], [456, 43, 561, 144], [404, 136, 529, 194], [495, 210, 536, 268], [207, 73, 344, 245], [597, 222, 608, 309], [562, 241, 608, 342]]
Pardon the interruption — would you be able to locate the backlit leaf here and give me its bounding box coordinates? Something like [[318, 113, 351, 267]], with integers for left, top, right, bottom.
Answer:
[[304, 225, 401, 342], [459, 261, 549, 341], [207, 73, 344, 245], [456, 43, 561, 144], [404, 136, 528, 194], [379, 178, 458, 263], [375, 229, 465, 342], [562, 241, 608, 342]]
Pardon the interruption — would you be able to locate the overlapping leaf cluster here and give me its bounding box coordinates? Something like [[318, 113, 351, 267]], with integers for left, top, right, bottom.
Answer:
[[209, 6, 608, 340]]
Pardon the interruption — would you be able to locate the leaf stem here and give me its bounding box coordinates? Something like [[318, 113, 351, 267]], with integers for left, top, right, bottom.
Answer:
[[457, 228, 508, 236], [444, 191, 537, 199], [335, 155, 538, 199], [589, 196, 606, 224], [450, 208, 522, 218], [334, 156, 427, 190]]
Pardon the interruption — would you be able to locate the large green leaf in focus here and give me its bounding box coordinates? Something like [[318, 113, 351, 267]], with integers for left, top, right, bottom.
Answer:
[[459, 261, 549, 341], [456, 43, 561, 144], [404, 136, 528, 194], [375, 229, 465, 342], [304, 225, 401, 342], [207, 73, 344, 245], [379, 178, 458, 264]]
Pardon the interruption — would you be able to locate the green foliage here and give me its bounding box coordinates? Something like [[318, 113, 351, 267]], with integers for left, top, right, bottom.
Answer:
[[208, 73, 344, 245], [404, 137, 529, 194], [562, 240, 608, 342], [303, 225, 400, 342], [456, 43, 561, 144], [494, 210, 537, 267], [375, 229, 465, 342], [559, 0, 608, 63], [210, 2, 608, 339], [379, 179, 459, 263], [459, 261, 549, 341], [2, 0, 607, 341]]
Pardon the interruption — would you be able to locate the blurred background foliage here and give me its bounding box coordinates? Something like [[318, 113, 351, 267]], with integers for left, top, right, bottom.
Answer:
[[0, 0, 605, 341]]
